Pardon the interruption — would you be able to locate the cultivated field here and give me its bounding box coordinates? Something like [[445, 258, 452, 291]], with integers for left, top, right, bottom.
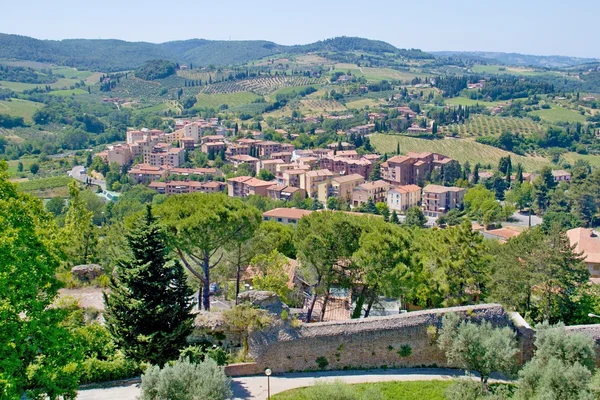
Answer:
[[196, 92, 261, 108], [0, 99, 43, 122], [471, 65, 557, 76], [300, 99, 346, 114], [199, 76, 324, 95], [47, 89, 88, 97], [529, 105, 587, 123], [444, 97, 504, 107], [371, 134, 551, 171], [334, 64, 426, 82], [439, 115, 542, 137], [345, 98, 385, 109]]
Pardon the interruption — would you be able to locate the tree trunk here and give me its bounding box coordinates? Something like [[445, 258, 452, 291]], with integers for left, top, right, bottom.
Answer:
[[203, 250, 211, 311], [364, 287, 378, 318], [235, 243, 242, 305], [351, 287, 366, 319], [305, 276, 322, 323], [320, 292, 330, 322]]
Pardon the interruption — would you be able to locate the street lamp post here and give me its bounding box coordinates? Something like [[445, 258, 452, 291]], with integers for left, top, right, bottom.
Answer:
[[265, 368, 272, 400], [588, 313, 600, 319]]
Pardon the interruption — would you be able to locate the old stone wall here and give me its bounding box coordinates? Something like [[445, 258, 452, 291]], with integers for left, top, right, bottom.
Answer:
[[247, 304, 524, 374]]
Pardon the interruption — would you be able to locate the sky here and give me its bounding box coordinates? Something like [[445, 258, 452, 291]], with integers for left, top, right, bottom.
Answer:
[[4, 0, 599, 58]]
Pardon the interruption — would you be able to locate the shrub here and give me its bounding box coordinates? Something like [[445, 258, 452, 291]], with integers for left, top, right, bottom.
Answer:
[[397, 344, 412, 358], [79, 353, 143, 384], [438, 313, 518, 388], [179, 344, 228, 366], [445, 377, 515, 400], [315, 356, 329, 370], [139, 359, 231, 400], [515, 322, 597, 399]]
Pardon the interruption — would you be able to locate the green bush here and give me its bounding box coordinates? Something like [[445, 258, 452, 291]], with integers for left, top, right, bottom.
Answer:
[[179, 344, 228, 366], [315, 356, 329, 370], [397, 344, 412, 358], [79, 352, 143, 384], [140, 359, 231, 400]]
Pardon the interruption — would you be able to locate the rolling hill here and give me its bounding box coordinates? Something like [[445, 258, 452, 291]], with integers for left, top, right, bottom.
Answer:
[[433, 51, 599, 69], [0, 33, 431, 72]]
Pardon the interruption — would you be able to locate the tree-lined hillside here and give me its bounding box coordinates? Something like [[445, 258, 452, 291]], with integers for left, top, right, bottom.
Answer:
[[0, 33, 431, 71]]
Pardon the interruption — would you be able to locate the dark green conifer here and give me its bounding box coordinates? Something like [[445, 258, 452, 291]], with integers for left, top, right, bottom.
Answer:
[[104, 205, 193, 365]]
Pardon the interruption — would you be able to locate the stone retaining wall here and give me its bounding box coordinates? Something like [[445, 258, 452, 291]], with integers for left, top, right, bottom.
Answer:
[[247, 304, 522, 374]]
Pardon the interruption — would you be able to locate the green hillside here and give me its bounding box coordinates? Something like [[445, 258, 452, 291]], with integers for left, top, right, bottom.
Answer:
[[0, 33, 432, 72]]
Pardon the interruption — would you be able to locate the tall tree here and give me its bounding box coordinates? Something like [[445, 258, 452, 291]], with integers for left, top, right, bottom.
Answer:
[[296, 212, 364, 322], [369, 161, 381, 181], [489, 227, 588, 324], [352, 222, 413, 317], [61, 182, 97, 265], [104, 206, 193, 365], [0, 161, 83, 399], [157, 193, 261, 310]]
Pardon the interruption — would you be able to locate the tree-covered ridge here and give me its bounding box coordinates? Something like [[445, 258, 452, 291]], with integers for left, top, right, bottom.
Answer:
[[0, 64, 58, 83], [134, 60, 177, 81], [432, 50, 600, 68], [0, 33, 432, 71]]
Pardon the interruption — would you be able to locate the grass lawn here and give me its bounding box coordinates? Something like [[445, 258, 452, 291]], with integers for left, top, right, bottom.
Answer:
[[196, 92, 261, 108], [46, 89, 88, 97], [6, 157, 37, 175], [52, 67, 94, 79], [371, 134, 551, 172], [18, 176, 74, 192], [272, 380, 452, 400], [445, 97, 503, 107], [346, 98, 385, 109], [529, 106, 587, 123], [0, 99, 43, 122], [0, 78, 82, 92]]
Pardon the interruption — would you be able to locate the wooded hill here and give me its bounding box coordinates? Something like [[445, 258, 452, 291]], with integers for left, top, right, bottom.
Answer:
[[0, 33, 431, 72], [433, 50, 599, 69]]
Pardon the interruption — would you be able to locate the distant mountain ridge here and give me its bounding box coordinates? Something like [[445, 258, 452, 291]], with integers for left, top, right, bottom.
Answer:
[[432, 50, 599, 69], [0, 33, 429, 72]]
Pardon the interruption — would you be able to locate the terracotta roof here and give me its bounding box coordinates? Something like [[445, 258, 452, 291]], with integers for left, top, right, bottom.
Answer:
[[227, 176, 253, 183], [399, 184, 422, 193], [386, 155, 413, 165], [333, 174, 365, 184], [230, 155, 259, 162], [202, 181, 225, 188], [244, 178, 274, 187], [263, 208, 313, 220], [423, 184, 465, 194], [306, 169, 333, 177], [567, 228, 600, 264]]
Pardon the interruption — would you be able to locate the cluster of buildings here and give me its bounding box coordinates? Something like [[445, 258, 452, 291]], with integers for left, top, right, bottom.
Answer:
[[98, 120, 468, 218]]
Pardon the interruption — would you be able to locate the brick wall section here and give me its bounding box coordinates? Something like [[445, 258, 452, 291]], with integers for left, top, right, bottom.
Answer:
[[247, 304, 517, 374]]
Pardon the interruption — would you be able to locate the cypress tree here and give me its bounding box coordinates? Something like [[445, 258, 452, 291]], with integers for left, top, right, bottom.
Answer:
[[396, 142, 400, 155], [104, 205, 193, 365]]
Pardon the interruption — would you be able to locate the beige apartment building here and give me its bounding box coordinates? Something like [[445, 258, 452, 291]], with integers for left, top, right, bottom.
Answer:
[[386, 184, 422, 212], [227, 176, 273, 198], [351, 180, 391, 207], [422, 184, 465, 217], [302, 169, 334, 199], [318, 174, 364, 203], [256, 159, 285, 176]]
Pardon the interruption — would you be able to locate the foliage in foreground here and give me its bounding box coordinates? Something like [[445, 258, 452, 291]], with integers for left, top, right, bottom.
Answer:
[[0, 161, 82, 399], [514, 322, 598, 400], [139, 358, 232, 400]]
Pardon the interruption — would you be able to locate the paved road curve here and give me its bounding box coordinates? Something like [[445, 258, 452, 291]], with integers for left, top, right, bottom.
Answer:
[[77, 368, 475, 400]]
